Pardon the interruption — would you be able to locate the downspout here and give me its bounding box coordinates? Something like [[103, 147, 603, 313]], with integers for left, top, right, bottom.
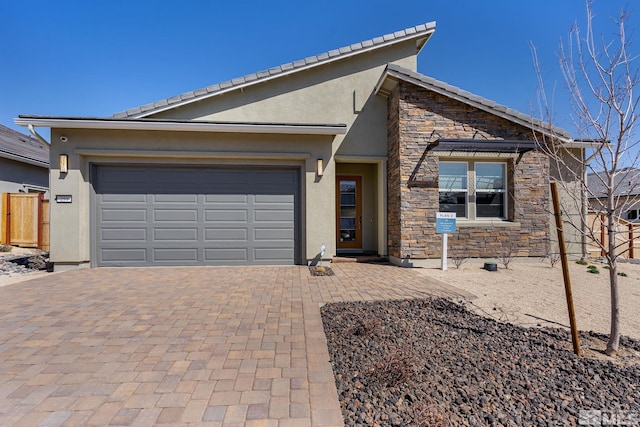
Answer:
[[28, 124, 50, 146]]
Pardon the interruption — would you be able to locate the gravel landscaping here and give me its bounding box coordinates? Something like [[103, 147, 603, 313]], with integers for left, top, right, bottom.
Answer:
[[321, 298, 640, 426]]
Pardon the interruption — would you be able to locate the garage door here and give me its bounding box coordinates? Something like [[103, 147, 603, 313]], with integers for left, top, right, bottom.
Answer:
[[93, 166, 300, 267]]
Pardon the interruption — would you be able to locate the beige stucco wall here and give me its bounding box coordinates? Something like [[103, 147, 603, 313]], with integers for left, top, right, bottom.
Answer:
[[549, 147, 588, 258], [152, 43, 418, 160]]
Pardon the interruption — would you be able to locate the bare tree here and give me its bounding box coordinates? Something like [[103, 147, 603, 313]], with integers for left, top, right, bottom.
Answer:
[[532, 1, 640, 355]]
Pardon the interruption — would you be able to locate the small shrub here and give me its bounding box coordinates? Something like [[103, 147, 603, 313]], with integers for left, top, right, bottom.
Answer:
[[587, 265, 600, 274], [618, 271, 628, 277], [545, 251, 560, 268], [351, 316, 381, 337], [575, 259, 588, 265], [451, 252, 469, 269], [0, 244, 11, 252], [498, 242, 517, 269], [413, 398, 450, 427], [369, 344, 418, 387]]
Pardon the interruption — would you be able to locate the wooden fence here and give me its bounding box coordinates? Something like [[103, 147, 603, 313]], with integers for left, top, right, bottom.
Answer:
[[587, 212, 640, 259], [1, 193, 49, 251]]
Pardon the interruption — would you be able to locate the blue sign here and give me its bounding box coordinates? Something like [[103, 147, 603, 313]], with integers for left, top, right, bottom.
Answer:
[[435, 212, 456, 234]]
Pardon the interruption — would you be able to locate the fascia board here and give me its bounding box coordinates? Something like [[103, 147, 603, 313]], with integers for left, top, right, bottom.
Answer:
[[15, 117, 347, 136], [0, 149, 49, 168]]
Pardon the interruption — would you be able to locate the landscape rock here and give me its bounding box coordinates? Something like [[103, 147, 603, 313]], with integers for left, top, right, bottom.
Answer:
[[321, 298, 640, 426]]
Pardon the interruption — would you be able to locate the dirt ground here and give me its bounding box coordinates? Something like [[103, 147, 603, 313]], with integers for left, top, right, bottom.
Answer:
[[416, 258, 640, 342]]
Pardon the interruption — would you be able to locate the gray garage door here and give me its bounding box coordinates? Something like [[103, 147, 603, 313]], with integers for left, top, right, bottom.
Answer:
[[93, 166, 299, 267]]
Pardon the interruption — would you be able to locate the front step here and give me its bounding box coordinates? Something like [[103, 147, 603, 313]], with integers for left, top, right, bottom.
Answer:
[[332, 254, 388, 264]]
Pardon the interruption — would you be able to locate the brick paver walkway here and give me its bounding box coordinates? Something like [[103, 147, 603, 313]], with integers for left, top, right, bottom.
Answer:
[[0, 263, 471, 426]]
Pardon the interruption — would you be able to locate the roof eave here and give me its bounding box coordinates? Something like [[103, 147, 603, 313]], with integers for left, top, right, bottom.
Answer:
[[0, 149, 49, 168], [15, 116, 347, 136]]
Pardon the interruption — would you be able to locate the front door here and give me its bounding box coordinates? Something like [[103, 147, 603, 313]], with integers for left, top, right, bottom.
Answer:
[[336, 176, 362, 249]]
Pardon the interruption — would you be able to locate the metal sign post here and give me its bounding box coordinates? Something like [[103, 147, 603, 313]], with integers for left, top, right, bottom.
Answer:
[[435, 212, 456, 271]]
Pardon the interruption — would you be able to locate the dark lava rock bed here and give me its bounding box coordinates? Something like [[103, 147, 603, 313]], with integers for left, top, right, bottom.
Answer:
[[320, 298, 640, 426]]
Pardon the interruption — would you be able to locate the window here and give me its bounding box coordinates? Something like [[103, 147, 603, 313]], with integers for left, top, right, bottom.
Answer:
[[438, 162, 468, 218], [439, 161, 507, 220], [628, 210, 638, 220]]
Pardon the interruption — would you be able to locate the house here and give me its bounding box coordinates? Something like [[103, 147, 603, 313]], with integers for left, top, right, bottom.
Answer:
[[15, 22, 587, 270], [0, 124, 49, 195], [0, 124, 49, 241], [588, 168, 640, 222]]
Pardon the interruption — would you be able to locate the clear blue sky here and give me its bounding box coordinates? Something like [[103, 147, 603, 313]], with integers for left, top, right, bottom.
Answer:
[[1, 1, 635, 138]]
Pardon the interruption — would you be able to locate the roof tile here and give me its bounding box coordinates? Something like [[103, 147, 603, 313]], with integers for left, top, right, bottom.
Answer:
[[206, 84, 221, 93]]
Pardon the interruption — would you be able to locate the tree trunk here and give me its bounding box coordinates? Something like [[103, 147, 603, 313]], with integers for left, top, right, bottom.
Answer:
[[606, 213, 620, 355]]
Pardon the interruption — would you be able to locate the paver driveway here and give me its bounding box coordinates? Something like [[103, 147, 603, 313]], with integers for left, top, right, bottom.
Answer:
[[0, 263, 470, 426]]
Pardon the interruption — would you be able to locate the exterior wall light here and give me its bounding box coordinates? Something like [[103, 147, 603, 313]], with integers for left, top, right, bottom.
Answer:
[[59, 154, 68, 173], [317, 158, 324, 176]]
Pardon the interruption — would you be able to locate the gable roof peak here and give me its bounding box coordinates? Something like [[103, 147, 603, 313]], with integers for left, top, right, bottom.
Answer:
[[112, 21, 436, 119], [376, 64, 571, 139]]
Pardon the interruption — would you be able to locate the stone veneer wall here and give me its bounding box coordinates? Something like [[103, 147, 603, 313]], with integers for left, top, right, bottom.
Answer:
[[387, 82, 550, 260]]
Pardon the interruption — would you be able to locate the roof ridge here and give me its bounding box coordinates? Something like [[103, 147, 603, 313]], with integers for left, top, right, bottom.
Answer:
[[382, 64, 571, 138], [112, 22, 436, 119]]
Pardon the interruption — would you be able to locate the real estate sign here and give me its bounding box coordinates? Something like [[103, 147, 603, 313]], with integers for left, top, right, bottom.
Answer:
[[435, 212, 456, 234]]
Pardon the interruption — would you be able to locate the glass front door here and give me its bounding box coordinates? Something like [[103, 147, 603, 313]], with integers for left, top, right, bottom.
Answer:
[[336, 176, 362, 249]]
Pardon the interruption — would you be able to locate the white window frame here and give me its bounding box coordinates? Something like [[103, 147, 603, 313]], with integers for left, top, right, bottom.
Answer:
[[439, 160, 508, 221], [474, 162, 507, 220], [438, 161, 468, 219]]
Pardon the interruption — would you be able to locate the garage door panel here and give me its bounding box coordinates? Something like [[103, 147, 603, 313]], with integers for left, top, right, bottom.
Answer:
[[254, 210, 294, 222], [102, 228, 147, 241], [153, 248, 198, 262], [204, 228, 248, 241], [154, 194, 199, 203], [255, 248, 294, 262], [254, 228, 294, 240], [101, 248, 147, 262], [101, 194, 147, 203], [101, 209, 147, 222], [95, 166, 299, 266], [205, 194, 249, 203], [205, 210, 248, 222], [153, 228, 199, 241], [205, 248, 248, 262], [254, 194, 294, 203], [154, 210, 198, 222]]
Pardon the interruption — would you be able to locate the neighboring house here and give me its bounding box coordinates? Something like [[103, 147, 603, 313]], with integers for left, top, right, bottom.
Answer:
[[16, 22, 588, 270], [0, 124, 49, 240], [0, 124, 49, 194], [587, 168, 640, 222]]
